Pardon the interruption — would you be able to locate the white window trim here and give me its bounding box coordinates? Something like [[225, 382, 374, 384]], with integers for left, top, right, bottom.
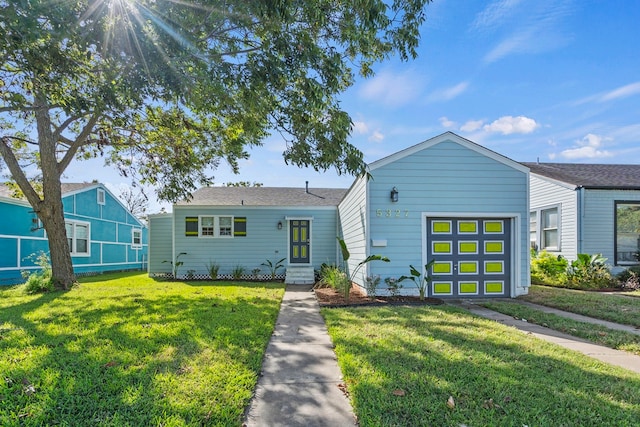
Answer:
[[66, 219, 91, 257], [531, 204, 561, 252], [97, 188, 106, 205], [198, 215, 234, 238], [132, 228, 142, 248]]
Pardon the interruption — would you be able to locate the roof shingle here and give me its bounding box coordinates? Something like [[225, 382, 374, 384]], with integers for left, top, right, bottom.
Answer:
[[522, 162, 640, 189], [176, 186, 348, 207]]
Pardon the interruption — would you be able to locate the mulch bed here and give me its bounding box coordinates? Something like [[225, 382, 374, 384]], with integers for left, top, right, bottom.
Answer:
[[314, 285, 444, 308]]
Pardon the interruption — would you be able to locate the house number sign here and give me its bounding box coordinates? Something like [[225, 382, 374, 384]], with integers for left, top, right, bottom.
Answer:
[[376, 209, 409, 218]]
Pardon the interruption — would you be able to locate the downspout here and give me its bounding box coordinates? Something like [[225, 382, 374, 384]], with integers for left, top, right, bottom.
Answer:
[[576, 186, 584, 254]]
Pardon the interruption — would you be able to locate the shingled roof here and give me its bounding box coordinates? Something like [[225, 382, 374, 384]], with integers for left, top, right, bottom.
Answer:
[[522, 162, 640, 189], [176, 186, 348, 207], [0, 182, 97, 200]]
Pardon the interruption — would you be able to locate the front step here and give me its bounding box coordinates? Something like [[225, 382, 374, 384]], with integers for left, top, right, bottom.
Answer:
[[284, 266, 315, 285]]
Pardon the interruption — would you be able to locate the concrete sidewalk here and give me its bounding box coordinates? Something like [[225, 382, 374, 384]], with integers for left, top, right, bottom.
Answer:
[[454, 300, 640, 374], [243, 285, 357, 427]]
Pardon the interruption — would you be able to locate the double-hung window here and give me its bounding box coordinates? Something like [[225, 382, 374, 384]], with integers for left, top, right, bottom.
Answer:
[[132, 229, 142, 248], [615, 201, 640, 265], [199, 216, 234, 238], [530, 205, 560, 251], [66, 220, 91, 256]]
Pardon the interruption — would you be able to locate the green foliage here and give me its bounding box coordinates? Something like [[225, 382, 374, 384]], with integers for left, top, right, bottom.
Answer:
[[162, 252, 187, 279], [206, 260, 220, 280], [0, 272, 284, 425], [384, 277, 402, 297], [566, 253, 613, 289], [21, 252, 54, 294], [530, 250, 568, 285], [231, 265, 245, 280], [337, 237, 390, 302], [399, 260, 435, 300], [319, 264, 350, 296], [617, 266, 640, 290], [364, 275, 381, 298], [261, 257, 286, 280]]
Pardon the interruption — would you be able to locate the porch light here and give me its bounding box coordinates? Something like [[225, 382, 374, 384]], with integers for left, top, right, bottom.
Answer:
[[390, 187, 399, 202], [277, 221, 283, 230]]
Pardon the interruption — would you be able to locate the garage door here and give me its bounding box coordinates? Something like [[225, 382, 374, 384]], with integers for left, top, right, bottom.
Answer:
[[426, 217, 511, 298]]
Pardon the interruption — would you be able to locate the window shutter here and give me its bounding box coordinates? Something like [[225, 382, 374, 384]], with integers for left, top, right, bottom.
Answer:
[[233, 217, 246, 237], [185, 217, 198, 236]]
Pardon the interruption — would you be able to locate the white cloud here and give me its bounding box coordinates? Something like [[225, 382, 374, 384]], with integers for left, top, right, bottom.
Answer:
[[560, 134, 613, 159], [352, 121, 369, 135], [472, 0, 523, 31], [460, 120, 484, 132], [439, 116, 456, 128], [483, 115, 539, 135], [428, 81, 469, 102], [368, 130, 384, 143], [358, 69, 424, 108], [600, 82, 640, 102]]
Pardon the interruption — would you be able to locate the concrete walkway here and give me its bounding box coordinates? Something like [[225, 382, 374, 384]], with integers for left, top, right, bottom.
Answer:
[[243, 285, 357, 427], [454, 299, 640, 374]]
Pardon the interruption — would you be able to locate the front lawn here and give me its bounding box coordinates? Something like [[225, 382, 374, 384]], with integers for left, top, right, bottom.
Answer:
[[322, 305, 640, 426], [520, 285, 640, 327], [0, 272, 284, 426]]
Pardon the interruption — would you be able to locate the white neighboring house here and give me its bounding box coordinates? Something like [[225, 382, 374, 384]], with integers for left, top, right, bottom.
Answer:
[[523, 162, 640, 274]]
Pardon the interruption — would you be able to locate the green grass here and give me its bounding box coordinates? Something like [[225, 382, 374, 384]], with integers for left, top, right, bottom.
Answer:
[[0, 272, 284, 426], [322, 305, 640, 426], [520, 285, 640, 327], [481, 301, 640, 355]]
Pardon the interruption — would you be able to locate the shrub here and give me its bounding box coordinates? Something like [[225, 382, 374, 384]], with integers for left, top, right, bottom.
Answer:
[[617, 266, 640, 290], [261, 258, 286, 280], [22, 252, 54, 294], [384, 277, 402, 297], [530, 250, 568, 286], [206, 261, 220, 280], [364, 275, 380, 298], [566, 253, 613, 289], [231, 265, 245, 280], [319, 264, 349, 291]]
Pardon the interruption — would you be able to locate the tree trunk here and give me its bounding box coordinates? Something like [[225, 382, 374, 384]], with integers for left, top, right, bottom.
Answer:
[[39, 198, 76, 290]]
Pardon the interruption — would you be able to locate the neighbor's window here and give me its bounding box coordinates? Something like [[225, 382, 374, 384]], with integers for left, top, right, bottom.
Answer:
[[66, 220, 90, 256], [615, 201, 640, 265], [132, 229, 142, 248], [97, 188, 105, 205], [199, 216, 234, 238], [541, 207, 559, 251], [530, 211, 538, 250]]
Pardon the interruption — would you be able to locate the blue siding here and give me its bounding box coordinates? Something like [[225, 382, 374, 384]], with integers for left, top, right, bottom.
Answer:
[[0, 184, 148, 285], [167, 206, 338, 279], [350, 135, 530, 297]]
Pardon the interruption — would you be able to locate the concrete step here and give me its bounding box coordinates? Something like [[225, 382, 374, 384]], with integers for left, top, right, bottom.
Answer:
[[285, 266, 315, 285]]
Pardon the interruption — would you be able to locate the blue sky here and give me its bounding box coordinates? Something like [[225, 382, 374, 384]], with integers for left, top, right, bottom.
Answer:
[[64, 0, 640, 212]]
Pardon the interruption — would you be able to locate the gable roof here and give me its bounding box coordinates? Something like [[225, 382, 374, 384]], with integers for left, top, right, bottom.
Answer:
[[368, 131, 529, 173], [0, 182, 97, 199], [522, 162, 640, 190], [176, 186, 348, 207]]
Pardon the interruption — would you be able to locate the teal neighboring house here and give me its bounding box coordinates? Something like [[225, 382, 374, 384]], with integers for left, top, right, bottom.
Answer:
[[148, 132, 531, 298], [0, 182, 148, 285]]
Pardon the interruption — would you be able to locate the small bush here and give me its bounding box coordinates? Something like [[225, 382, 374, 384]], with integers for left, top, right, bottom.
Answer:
[[364, 275, 380, 298], [566, 253, 613, 289], [206, 261, 220, 280], [231, 265, 245, 280], [22, 252, 54, 294], [617, 266, 640, 290], [530, 250, 568, 286], [384, 277, 402, 297]]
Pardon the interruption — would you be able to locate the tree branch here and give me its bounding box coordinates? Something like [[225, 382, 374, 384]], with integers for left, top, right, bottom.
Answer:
[[57, 112, 101, 174], [0, 136, 42, 208]]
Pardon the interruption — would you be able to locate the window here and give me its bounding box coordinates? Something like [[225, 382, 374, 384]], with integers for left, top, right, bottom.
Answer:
[[615, 201, 640, 265], [199, 216, 234, 238], [97, 188, 105, 205], [530, 205, 560, 251], [132, 229, 142, 248], [65, 220, 90, 256]]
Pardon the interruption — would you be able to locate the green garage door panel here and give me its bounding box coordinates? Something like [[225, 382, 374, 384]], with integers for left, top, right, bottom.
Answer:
[[427, 217, 511, 298]]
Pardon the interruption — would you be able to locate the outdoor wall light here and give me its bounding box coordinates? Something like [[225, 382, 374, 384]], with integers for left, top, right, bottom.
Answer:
[[390, 187, 399, 202], [277, 221, 283, 230]]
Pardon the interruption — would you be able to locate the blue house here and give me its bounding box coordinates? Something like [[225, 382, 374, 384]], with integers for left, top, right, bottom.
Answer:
[[148, 132, 531, 298], [524, 162, 640, 274], [0, 182, 148, 285]]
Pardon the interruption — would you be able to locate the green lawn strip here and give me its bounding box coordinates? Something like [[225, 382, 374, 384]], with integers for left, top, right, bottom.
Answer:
[[521, 285, 640, 327], [481, 301, 640, 356], [0, 272, 284, 426], [322, 305, 640, 427]]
